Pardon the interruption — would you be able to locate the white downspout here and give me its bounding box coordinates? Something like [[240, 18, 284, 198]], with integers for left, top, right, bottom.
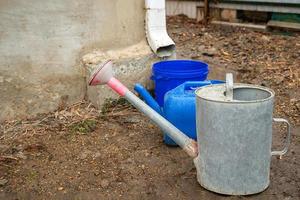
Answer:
[[145, 0, 176, 58]]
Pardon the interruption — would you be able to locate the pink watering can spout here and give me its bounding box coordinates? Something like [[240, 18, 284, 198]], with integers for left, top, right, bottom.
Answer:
[[89, 60, 113, 86], [88, 60, 198, 158]]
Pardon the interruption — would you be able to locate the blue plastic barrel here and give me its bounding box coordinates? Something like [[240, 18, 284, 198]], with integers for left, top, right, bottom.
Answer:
[[151, 60, 209, 106]]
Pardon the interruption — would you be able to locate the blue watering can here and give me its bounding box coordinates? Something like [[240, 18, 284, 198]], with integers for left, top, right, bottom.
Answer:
[[134, 80, 224, 145]]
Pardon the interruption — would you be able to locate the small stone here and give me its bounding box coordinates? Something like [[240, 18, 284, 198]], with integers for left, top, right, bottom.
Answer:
[[126, 158, 133, 163], [79, 150, 91, 160], [197, 45, 205, 51], [123, 116, 141, 123], [0, 145, 9, 153], [275, 76, 284, 84], [261, 35, 270, 42], [0, 178, 8, 186], [191, 55, 200, 59], [15, 152, 27, 160], [129, 133, 135, 137], [100, 179, 110, 188], [202, 47, 217, 57], [5, 78, 12, 83], [94, 171, 100, 176], [93, 152, 101, 158], [58, 187, 64, 191], [295, 102, 300, 111], [261, 81, 270, 87], [223, 42, 229, 47]]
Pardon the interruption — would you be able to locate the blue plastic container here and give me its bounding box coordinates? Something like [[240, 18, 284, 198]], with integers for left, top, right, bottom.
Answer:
[[163, 80, 224, 145], [151, 60, 209, 107]]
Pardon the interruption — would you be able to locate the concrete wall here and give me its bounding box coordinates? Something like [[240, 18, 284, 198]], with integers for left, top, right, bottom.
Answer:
[[0, 0, 146, 121]]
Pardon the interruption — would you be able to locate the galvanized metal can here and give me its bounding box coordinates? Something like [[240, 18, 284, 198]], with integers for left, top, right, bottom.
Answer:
[[194, 83, 291, 195]]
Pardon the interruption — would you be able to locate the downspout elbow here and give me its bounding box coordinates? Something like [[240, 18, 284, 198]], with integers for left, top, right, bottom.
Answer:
[[145, 0, 175, 58]]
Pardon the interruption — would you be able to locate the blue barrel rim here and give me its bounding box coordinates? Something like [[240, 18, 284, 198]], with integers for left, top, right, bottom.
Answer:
[[151, 71, 209, 80], [152, 60, 209, 77]]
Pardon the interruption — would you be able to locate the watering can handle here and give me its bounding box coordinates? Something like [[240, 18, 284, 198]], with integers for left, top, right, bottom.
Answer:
[[225, 73, 233, 100], [271, 118, 291, 157], [183, 81, 213, 91], [182, 81, 225, 92]]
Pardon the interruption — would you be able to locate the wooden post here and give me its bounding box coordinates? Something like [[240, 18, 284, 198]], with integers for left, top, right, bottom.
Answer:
[[204, 0, 209, 25]]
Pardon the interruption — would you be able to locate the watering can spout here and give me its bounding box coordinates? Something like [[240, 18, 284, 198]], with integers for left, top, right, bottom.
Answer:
[[88, 60, 198, 158], [134, 84, 162, 115]]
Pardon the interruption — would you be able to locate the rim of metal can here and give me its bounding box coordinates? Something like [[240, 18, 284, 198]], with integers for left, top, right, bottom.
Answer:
[[195, 83, 275, 104]]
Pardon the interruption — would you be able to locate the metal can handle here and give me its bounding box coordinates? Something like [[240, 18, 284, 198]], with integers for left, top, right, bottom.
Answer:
[[225, 73, 233, 100], [271, 118, 291, 157], [183, 80, 224, 92]]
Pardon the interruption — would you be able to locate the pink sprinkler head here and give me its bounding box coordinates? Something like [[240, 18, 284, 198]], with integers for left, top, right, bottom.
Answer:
[[89, 60, 113, 86], [88, 60, 128, 96]]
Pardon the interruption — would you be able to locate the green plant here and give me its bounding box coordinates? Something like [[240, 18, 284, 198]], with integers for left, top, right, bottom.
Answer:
[[69, 119, 97, 135]]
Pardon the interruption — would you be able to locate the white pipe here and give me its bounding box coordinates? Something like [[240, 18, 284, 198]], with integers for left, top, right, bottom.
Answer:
[[145, 0, 176, 58]]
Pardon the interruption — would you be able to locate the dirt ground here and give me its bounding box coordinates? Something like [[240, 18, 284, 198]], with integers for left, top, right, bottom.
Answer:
[[0, 16, 299, 199]]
